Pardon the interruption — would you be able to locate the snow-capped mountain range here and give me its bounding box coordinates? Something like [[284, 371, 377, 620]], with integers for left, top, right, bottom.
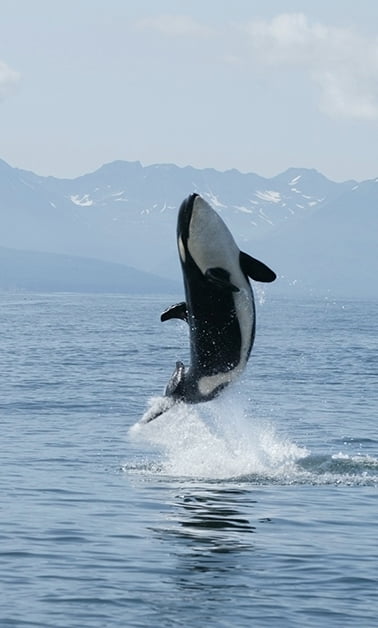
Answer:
[[0, 158, 377, 296]]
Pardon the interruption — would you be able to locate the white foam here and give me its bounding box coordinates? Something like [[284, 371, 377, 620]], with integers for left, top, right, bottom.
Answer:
[[128, 393, 378, 486], [130, 391, 308, 480]]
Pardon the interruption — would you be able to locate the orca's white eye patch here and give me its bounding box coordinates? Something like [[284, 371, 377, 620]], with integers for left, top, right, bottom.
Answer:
[[178, 236, 186, 262]]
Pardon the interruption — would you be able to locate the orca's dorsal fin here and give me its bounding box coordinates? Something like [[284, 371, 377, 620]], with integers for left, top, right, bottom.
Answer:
[[239, 252, 276, 283], [205, 267, 240, 292], [165, 361, 185, 398], [161, 301, 188, 323]]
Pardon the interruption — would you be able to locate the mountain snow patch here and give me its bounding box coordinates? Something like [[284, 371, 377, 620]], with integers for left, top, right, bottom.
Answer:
[[111, 191, 128, 202], [258, 208, 274, 225], [203, 191, 226, 208], [255, 190, 281, 203], [289, 175, 302, 185], [70, 194, 93, 207], [234, 205, 253, 214]]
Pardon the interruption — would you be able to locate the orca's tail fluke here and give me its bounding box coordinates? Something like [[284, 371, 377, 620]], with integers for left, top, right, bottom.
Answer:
[[140, 396, 176, 424]]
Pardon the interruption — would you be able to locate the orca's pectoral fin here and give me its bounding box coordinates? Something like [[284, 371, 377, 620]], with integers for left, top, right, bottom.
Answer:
[[205, 267, 240, 292], [161, 301, 188, 323], [239, 251, 276, 283], [165, 361, 185, 399]]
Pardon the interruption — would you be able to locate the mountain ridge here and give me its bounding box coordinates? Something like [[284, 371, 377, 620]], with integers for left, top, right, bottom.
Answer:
[[0, 158, 376, 297], [0, 245, 179, 293]]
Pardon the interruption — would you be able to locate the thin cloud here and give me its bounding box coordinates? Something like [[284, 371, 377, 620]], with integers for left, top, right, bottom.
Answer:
[[0, 60, 20, 101], [243, 13, 378, 120], [136, 14, 214, 39], [136, 12, 378, 121]]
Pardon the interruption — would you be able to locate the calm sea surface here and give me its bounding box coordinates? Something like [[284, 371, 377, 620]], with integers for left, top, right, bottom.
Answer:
[[0, 292, 377, 628]]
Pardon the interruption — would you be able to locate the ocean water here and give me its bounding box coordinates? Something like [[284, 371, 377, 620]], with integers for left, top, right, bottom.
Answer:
[[0, 291, 377, 628]]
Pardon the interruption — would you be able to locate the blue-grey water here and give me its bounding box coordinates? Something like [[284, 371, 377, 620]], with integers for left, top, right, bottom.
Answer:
[[1, 291, 377, 628]]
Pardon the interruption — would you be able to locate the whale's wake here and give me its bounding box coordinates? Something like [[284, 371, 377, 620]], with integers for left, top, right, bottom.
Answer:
[[127, 391, 378, 487]]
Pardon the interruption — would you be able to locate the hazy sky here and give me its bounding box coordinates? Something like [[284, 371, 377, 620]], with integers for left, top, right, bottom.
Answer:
[[2, 0, 378, 181]]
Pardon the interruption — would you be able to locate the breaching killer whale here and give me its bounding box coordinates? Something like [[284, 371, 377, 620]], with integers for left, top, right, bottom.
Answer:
[[143, 193, 276, 423]]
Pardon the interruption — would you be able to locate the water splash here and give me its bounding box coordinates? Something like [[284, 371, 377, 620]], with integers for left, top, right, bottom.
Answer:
[[254, 284, 266, 305], [130, 391, 308, 480], [128, 390, 378, 487], [296, 452, 378, 486]]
